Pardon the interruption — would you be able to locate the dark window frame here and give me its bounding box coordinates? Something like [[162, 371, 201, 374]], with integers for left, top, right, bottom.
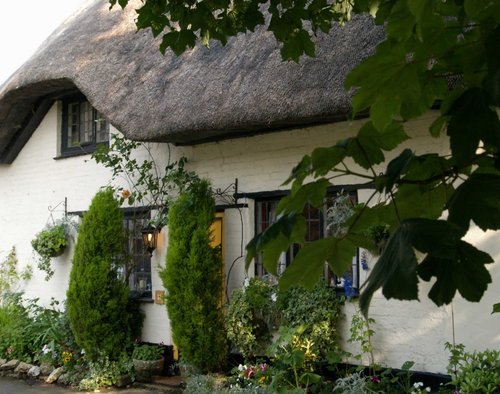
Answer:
[[69, 206, 154, 301], [253, 189, 360, 296], [123, 208, 153, 301], [60, 94, 109, 157]]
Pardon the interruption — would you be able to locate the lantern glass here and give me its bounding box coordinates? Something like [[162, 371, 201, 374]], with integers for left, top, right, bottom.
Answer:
[[141, 227, 158, 255]]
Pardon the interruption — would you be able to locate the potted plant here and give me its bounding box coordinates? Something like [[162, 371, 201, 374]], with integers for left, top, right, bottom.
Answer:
[[31, 219, 73, 280], [365, 224, 390, 255], [132, 344, 164, 382]]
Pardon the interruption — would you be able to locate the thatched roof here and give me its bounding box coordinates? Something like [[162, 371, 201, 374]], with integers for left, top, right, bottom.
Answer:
[[0, 0, 384, 163]]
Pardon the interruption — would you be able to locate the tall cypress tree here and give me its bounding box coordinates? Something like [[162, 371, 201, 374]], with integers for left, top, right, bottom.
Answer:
[[66, 188, 130, 360], [160, 179, 227, 372]]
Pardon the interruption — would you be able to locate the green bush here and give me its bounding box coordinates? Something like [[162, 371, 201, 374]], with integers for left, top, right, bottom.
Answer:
[[446, 342, 500, 393], [79, 353, 133, 390], [159, 179, 227, 372], [226, 278, 344, 365], [184, 374, 272, 394], [66, 188, 130, 360], [0, 293, 33, 361], [132, 344, 163, 360], [0, 294, 79, 365], [226, 278, 280, 359], [278, 282, 345, 361], [0, 247, 32, 298]]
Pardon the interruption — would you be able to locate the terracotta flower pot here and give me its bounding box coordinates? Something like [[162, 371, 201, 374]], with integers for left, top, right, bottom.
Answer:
[[133, 358, 164, 383]]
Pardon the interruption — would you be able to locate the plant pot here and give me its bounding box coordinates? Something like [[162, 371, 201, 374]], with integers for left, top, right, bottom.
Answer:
[[133, 358, 164, 383], [49, 246, 66, 258]]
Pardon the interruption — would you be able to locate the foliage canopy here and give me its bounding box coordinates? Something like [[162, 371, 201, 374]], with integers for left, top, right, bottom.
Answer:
[[111, 0, 500, 315]]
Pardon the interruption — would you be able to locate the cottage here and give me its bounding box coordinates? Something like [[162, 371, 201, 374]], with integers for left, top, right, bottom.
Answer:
[[0, 0, 498, 376]]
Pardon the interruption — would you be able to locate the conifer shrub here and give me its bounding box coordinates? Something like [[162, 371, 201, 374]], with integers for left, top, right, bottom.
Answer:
[[66, 188, 130, 360], [159, 179, 227, 372]]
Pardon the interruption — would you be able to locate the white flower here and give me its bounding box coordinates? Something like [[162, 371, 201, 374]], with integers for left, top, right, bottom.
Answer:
[[426, 388, 431, 392], [243, 278, 250, 288], [271, 292, 277, 302], [238, 364, 246, 371], [42, 344, 50, 355]]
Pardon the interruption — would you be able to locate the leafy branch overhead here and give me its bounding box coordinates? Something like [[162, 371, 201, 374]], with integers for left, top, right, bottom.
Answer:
[[92, 134, 198, 229], [111, 0, 500, 314]]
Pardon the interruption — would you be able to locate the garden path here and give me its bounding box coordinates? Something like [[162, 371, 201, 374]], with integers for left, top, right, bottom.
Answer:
[[0, 376, 176, 394]]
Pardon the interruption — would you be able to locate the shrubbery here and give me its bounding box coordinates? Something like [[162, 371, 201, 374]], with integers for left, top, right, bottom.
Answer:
[[226, 278, 345, 364], [160, 179, 227, 372], [447, 342, 500, 393], [226, 278, 280, 359], [66, 188, 131, 360], [0, 293, 79, 366]]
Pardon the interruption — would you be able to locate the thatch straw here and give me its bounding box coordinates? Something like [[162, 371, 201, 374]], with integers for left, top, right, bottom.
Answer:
[[0, 0, 384, 163]]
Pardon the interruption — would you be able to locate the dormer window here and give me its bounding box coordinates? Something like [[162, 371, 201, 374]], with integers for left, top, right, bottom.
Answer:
[[61, 96, 109, 156]]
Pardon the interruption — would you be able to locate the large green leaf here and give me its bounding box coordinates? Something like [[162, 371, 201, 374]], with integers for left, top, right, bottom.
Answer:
[[403, 219, 465, 257], [359, 223, 419, 316], [359, 218, 470, 314], [493, 303, 500, 314], [394, 183, 454, 221], [279, 235, 358, 291], [358, 121, 409, 150], [484, 27, 500, 106], [245, 213, 307, 275], [326, 235, 360, 276], [277, 179, 330, 214], [447, 172, 500, 231], [310, 145, 346, 177], [346, 41, 407, 115], [380, 148, 413, 192], [279, 238, 335, 291], [347, 137, 384, 169], [418, 241, 493, 305], [347, 202, 397, 235], [446, 88, 500, 165], [386, 0, 415, 42], [284, 155, 312, 188], [402, 153, 452, 181]]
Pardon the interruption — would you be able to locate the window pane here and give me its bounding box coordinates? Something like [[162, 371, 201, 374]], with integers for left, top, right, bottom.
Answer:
[[95, 110, 108, 143], [255, 192, 359, 295], [124, 214, 152, 299], [67, 102, 80, 147], [63, 97, 109, 152], [80, 101, 94, 144]]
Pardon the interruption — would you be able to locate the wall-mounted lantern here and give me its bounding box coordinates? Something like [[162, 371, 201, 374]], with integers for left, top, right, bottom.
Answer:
[[141, 227, 159, 256]]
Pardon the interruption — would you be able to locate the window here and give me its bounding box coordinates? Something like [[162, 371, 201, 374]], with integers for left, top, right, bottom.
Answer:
[[61, 96, 109, 156], [123, 211, 152, 299], [254, 191, 359, 295]]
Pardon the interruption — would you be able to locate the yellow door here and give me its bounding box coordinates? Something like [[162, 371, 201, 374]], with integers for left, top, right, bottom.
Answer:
[[210, 212, 225, 305]]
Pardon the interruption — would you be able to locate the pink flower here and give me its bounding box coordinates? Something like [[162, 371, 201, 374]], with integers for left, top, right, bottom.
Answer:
[[245, 368, 255, 378], [371, 376, 381, 384], [260, 363, 268, 372], [6, 346, 14, 355]]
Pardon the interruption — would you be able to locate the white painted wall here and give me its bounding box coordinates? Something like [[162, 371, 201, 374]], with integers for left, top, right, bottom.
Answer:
[[1, 105, 498, 374], [0, 101, 172, 345], [177, 110, 499, 374]]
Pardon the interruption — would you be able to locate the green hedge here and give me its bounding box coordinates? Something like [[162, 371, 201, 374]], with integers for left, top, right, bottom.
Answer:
[[160, 179, 227, 372], [67, 188, 130, 360]]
